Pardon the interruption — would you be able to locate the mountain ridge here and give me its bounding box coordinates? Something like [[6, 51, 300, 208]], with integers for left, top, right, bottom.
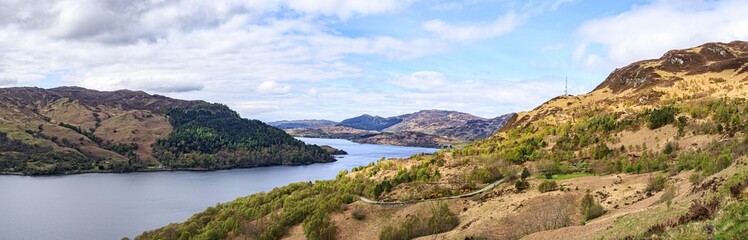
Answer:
[[281, 110, 515, 147]]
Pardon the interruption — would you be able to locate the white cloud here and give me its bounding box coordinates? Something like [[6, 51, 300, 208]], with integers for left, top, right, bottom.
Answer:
[[256, 81, 291, 95], [388, 71, 448, 91], [0, 77, 17, 87], [575, 0, 748, 68], [0, 0, 569, 122], [283, 0, 412, 19], [422, 11, 521, 42], [307, 87, 318, 96]]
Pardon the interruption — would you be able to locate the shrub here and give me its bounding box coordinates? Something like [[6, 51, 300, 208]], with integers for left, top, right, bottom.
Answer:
[[646, 174, 667, 193], [521, 167, 531, 180], [662, 142, 678, 155], [689, 172, 705, 184], [538, 180, 558, 193], [580, 191, 605, 221], [591, 143, 613, 160], [648, 105, 678, 129], [351, 208, 366, 221], [515, 180, 529, 192], [580, 191, 594, 214], [585, 204, 605, 221]]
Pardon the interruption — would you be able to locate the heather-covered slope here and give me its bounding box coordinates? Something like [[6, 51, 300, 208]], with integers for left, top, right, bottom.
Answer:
[[0, 87, 333, 175]]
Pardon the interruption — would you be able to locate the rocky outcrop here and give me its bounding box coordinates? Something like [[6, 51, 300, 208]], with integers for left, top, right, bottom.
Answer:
[[594, 41, 748, 93]]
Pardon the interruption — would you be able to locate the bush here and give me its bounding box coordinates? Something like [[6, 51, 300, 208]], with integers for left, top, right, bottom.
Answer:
[[662, 142, 678, 155], [689, 172, 705, 184], [351, 208, 366, 221], [648, 105, 678, 129], [646, 174, 667, 193], [538, 180, 558, 193], [580, 191, 605, 221], [585, 204, 605, 221], [515, 180, 529, 192], [521, 167, 531, 180]]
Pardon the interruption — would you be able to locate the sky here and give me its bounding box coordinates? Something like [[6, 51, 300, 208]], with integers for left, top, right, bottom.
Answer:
[[0, 0, 747, 122]]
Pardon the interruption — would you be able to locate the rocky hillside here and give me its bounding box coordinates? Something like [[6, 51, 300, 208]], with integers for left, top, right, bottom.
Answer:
[[267, 119, 338, 129], [139, 41, 748, 240], [0, 87, 333, 175], [436, 113, 516, 141], [383, 110, 482, 134]]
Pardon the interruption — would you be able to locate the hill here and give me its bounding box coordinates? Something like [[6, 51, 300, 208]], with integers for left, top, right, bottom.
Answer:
[[383, 110, 483, 134], [0, 87, 334, 175], [267, 120, 338, 129], [337, 114, 403, 131], [435, 113, 516, 141], [138, 41, 748, 240]]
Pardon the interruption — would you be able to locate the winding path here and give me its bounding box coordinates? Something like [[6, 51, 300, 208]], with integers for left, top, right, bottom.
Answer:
[[359, 176, 509, 206]]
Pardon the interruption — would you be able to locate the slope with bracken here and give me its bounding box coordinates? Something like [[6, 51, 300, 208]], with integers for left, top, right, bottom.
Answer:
[[137, 41, 748, 240], [0, 87, 333, 175]]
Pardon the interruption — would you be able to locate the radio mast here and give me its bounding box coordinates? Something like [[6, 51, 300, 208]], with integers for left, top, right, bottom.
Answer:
[[564, 76, 568, 96]]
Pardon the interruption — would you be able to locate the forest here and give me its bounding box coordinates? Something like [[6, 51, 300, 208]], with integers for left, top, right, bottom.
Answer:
[[152, 103, 335, 169]]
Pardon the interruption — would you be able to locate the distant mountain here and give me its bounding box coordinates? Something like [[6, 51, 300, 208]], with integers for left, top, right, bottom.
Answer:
[[337, 114, 403, 131], [284, 110, 514, 147], [0, 87, 334, 175], [268, 119, 338, 129], [383, 110, 483, 134]]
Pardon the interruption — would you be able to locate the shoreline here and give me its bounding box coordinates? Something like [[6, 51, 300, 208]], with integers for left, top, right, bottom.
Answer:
[[0, 160, 338, 177]]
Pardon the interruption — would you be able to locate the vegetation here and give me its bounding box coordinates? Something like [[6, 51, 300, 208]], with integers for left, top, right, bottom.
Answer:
[[647, 105, 678, 129], [538, 180, 558, 193], [581, 190, 605, 222], [351, 208, 365, 221], [153, 103, 334, 169], [337, 114, 402, 131], [378, 202, 458, 240], [515, 167, 530, 192], [138, 172, 375, 240], [0, 130, 133, 174], [646, 174, 667, 193]]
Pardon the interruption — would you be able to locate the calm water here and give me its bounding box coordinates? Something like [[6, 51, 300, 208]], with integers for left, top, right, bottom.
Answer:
[[0, 138, 437, 240]]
